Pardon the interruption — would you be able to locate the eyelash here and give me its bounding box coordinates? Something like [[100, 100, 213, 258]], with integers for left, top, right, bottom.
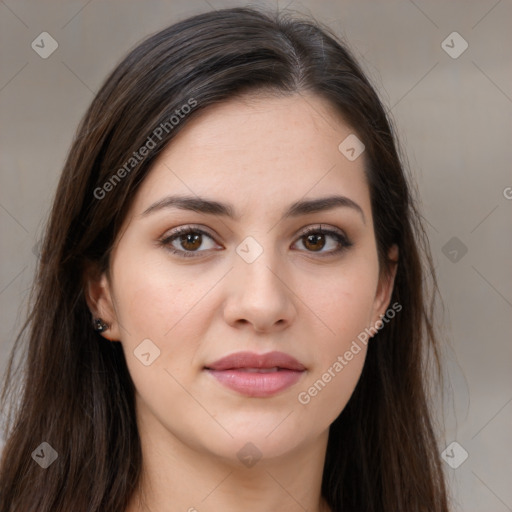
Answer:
[[159, 225, 353, 258], [159, 225, 353, 259]]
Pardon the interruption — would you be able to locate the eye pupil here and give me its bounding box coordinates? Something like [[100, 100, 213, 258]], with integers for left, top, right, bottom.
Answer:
[[304, 233, 325, 251]]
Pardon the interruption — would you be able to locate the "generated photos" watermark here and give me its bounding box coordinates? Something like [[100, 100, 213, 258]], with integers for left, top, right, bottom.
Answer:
[[298, 301, 402, 405]]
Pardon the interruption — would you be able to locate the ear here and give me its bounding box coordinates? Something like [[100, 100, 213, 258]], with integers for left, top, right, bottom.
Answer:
[[370, 244, 399, 327], [83, 262, 121, 341]]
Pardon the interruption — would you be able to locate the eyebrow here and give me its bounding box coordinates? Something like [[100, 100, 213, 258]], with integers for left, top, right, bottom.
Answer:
[[141, 194, 366, 224]]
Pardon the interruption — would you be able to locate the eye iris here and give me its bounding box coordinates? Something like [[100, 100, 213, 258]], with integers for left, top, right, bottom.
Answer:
[[304, 233, 325, 251], [180, 233, 202, 251]]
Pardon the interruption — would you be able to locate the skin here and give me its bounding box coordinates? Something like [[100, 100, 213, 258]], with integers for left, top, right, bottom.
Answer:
[[86, 92, 398, 512]]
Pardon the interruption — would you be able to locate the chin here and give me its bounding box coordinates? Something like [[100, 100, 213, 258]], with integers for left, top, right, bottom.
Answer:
[[201, 434, 304, 467], [189, 413, 319, 465]]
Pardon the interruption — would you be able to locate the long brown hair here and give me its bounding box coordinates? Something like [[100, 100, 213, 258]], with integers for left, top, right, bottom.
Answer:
[[0, 7, 448, 511]]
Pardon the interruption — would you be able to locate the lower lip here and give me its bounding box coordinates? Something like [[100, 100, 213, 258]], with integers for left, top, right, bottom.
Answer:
[[206, 369, 305, 397]]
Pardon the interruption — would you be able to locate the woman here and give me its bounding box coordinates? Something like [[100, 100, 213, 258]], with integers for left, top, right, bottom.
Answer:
[[0, 7, 449, 511]]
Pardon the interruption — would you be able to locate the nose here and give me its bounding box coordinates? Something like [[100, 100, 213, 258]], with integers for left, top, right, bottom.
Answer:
[[222, 246, 297, 334]]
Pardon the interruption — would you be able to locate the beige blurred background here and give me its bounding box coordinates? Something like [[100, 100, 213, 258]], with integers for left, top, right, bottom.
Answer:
[[1, 0, 511, 510]]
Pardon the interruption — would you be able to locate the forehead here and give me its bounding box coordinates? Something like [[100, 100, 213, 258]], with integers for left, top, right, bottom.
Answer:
[[130, 93, 371, 220]]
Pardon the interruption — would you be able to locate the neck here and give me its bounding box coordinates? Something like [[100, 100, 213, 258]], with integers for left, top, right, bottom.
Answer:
[[126, 412, 331, 512]]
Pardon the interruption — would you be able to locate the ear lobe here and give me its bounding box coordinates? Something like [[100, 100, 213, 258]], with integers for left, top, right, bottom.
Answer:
[[83, 263, 121, 341], [372, 244, 399, 324]]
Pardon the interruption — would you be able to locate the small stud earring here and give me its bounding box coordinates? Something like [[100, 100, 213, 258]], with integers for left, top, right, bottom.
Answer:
[[93, 318, 109, 333]]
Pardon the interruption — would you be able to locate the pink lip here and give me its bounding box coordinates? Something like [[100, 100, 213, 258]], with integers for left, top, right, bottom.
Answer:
[[204, 351, 306, 397]]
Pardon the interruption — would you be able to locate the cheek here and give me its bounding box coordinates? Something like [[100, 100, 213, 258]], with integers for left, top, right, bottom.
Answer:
[[294, 261, 377, 418], [111, 251, 226, 394], [305, 262, 379, 347], [297, 344, 367, 431], [113, 253, 207, 343], [112, 257, 207, 418]]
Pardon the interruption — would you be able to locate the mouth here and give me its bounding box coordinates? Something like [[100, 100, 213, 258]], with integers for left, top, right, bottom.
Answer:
[[204, 351, 306, 397]]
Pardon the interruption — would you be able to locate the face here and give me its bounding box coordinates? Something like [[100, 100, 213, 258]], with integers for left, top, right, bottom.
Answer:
[[87, 93, 397, 464]]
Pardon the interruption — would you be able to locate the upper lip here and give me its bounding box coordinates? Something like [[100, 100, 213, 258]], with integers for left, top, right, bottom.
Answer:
[[205, 351, 306, 371]]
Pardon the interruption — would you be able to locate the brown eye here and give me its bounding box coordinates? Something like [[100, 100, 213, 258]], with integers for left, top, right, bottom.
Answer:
[[293, 226, 353, 256], [160, 226, 220, 258], [303, 233, 326, 252], [179, 232, 203, 251]]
